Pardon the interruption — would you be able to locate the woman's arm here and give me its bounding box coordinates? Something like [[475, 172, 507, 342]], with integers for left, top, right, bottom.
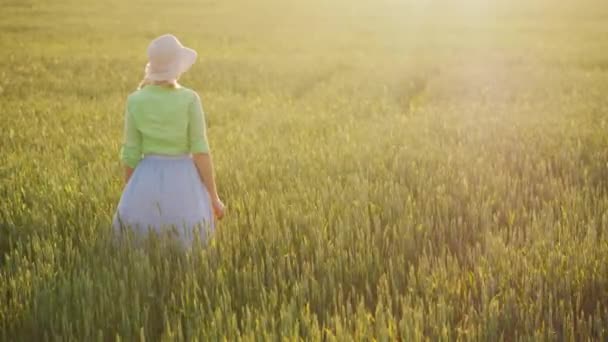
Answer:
[[192, 152, 219, 200], [193, 152, 224, 219], [120, 101, 142, 184], [189, 92, 224, 219]]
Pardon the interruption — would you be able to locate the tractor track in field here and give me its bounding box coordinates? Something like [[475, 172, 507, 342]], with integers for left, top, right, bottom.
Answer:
[[290, 64, 352, 101], [396, 67, 440, 116]]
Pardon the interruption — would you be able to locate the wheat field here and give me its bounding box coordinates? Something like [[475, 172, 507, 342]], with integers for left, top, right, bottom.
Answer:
[[1, 0, 608, 340]]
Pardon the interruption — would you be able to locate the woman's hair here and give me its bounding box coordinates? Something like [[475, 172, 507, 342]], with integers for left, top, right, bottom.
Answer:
[[138, 79, 178, 89]]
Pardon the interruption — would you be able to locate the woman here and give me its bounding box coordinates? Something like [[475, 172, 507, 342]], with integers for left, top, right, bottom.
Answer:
[[113, 34, 224, 246]]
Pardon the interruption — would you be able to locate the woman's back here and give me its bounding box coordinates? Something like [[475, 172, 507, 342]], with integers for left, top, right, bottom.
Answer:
[[122, 84, 209, 167]]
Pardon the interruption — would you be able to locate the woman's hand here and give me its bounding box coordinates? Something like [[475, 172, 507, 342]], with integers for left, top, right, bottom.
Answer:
[[124, 166, 134, 184], [212, 197, 225, 220], [192, 153, 224, 220]]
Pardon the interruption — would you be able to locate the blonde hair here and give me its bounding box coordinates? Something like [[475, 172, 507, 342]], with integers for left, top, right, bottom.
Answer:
[[138, 79, 178, 90]]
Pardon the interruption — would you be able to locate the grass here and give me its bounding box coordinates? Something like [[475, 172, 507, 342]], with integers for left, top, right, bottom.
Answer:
[[1, 0, 608, 340]]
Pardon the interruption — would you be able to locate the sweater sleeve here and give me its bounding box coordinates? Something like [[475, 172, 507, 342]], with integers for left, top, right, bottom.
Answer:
[[119, 103, 142, 168], [188, 92, 210, 153]]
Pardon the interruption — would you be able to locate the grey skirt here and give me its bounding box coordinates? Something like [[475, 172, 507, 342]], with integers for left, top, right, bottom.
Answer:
[[113, 154, 215, 246]]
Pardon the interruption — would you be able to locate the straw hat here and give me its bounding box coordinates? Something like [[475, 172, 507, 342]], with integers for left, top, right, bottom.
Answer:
[[144, 34, 197, 82]]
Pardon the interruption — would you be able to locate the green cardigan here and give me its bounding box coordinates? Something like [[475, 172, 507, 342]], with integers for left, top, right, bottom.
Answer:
[[120, 84, 210, 168]]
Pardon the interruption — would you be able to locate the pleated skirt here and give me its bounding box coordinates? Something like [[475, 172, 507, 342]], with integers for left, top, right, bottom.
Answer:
[[112, 154, 214, 246]]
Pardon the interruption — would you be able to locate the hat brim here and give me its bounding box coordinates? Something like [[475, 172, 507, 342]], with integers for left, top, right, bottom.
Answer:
[[145, 46, 198, 81], [178, 47, 197, 74]]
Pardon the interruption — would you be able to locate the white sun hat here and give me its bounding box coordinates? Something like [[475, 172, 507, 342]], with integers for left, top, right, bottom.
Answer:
[[144, 34, 197, 82]]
